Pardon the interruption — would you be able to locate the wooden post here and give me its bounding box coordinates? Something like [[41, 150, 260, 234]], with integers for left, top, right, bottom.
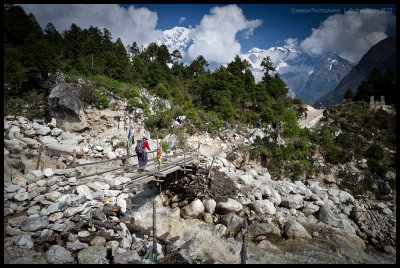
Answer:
[[156, 134, 159, 163], [72, 149, 76, 167], [152, 201, 157, 262], [207, 155, 216, 179], [197, 141, 200, 161], [241, 219, 248, 264], [36, 144, 43, 170], [196, 141, 200, 175], [123, 156, 128, 176], [183, 130, 186, 175]]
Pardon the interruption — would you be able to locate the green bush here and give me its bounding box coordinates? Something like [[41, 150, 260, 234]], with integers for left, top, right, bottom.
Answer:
[[281, 108, 299, 136], [162, 142, 169, 152], [365, 143, 385, 161], [336, 133, 353, 149], [152, 83, 171, 99], [145, 110, 174, 129], [99, 95, 110, 108]]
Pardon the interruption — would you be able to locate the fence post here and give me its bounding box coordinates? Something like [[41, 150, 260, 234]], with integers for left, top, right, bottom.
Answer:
[[196, 141, 200, 175], [152, 201, 157, 262], [183, 130, 186, 174], [241, 219, 248, 264], [36, 144, 44, 170], [72, 149, 76, 167], [207, 155, 216, 179]]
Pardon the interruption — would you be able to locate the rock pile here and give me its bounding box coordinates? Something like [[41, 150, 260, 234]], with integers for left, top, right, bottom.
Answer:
[[161, 154, 396, 255]]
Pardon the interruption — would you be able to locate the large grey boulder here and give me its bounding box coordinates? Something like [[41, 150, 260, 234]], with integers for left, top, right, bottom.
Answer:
[[318, 205, 344, 228], [20, 216, 49, 232], [280, 194, 304, 209], [220, 212, 244, 238], [216, 198, 243, 215], [181, 199, 205, 219], [247, 222, 281, 242], [45, 245, 76, 264], [251, 199, 276, 215], [47, 82, 89, 132], [283, 220, 312, 240], [77, 246, 108, 264], [113, 250, 142, 264]]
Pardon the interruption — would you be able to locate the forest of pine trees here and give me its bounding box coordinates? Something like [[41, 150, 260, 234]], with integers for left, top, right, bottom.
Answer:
[[4, 4, 300, 129]]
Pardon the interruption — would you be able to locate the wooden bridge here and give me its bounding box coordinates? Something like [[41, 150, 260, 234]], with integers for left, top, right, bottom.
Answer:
[[35, 140, 202, 187]]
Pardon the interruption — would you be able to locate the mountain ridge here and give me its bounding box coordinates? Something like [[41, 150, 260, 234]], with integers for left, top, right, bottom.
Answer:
[[314, 34, 396, 108], [156, 26, 353, 105]]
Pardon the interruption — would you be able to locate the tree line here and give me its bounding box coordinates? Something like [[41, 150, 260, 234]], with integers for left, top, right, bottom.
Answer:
[[4, 4, 301, 129]]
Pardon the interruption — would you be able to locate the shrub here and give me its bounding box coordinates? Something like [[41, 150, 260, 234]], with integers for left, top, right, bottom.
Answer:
[[365, 143, 385, 161], [336, 133, 353, 149], [344, 88, 354, 101], [281, 108, 299, 136], [152, 83, 171, 99], [145, 110, 174, 129], [99, 95, 110, 108], [162, 142, 169, 152]]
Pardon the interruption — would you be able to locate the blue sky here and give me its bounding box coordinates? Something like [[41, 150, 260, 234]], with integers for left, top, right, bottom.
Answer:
[[127, 4, 396, 53], [20, 4, 396, 64]]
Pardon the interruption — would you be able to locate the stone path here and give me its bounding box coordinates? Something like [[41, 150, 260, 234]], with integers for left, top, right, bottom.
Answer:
[[298, 105, 325, 129]]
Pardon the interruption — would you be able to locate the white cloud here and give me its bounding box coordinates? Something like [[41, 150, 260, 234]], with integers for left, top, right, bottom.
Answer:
[[179, 16, 186, 24], [299, 9, 396, 63], [188, 4, 262, 64], [19, 4, 162, 47]]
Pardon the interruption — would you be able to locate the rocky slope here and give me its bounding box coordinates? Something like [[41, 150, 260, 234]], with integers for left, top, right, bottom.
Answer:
[[3, 104, 396, 263]]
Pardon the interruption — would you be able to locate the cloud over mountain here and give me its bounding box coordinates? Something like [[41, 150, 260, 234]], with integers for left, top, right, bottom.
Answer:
[[187, 5, 262, 64], [299, 9, 396, 63]]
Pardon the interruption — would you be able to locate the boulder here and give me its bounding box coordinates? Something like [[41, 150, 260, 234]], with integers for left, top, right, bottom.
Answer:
[[283, 220, 312, 240], [216, 198, 243, 215], [181, 199, 204, 219], [36, 126, 51, 136], [51, 128, 63, 137], [302, 203, 320, 216], [25, 170, 44, 184], [247, 222, 281, 242], [66, 242, 89, 252], [77, 246, 108, 264], [377, 181, 392, 195], [318, 205, 343, 228], [113, 250, 142, 264], [220, 212, 244, 238], [251, 199, 276, 215], [45, 245, 76, 264], [13, 235, 34, 249], [203, 212, 214, 224], [90, 236, 107, 247], [76, 185, 94, 200], [47, 82, 89, 132], [280, 194, 304, 209], [20, 216, 49, 232], [43, 168, 55, 178], [203, 198, 216, 214]]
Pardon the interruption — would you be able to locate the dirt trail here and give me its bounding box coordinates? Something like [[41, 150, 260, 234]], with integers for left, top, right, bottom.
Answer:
[[298, 104, 325, 128]]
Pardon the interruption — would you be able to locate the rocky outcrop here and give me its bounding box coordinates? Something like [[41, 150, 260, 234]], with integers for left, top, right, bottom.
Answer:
[[47, 82, 89, 132]]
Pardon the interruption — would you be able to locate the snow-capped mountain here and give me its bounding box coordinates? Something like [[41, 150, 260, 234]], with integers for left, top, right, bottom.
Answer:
[[157, 27, 353, 105], [157, 26, 194, 59], [240, 45, 353, 105]]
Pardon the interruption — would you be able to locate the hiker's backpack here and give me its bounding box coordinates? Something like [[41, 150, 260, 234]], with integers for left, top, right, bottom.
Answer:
[[135, 139, 144, 155]]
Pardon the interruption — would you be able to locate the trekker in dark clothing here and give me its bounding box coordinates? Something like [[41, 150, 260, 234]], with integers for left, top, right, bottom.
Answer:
[[136, 137, 151, 172], [256, 119, 261, 128]]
